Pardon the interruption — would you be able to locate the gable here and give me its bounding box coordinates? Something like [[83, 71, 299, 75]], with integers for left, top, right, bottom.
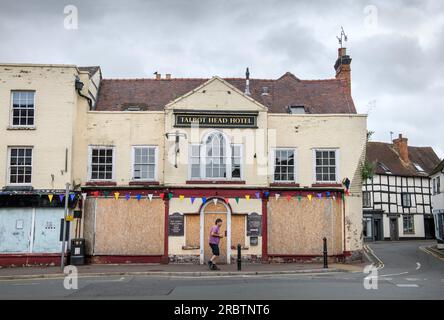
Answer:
[[165, 76, 267, 112]]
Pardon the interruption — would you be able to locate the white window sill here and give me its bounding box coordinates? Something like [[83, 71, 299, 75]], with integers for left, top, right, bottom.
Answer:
[[7, 126, 36, 130]]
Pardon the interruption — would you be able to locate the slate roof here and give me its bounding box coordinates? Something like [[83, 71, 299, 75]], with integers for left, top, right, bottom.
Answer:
[[430, 159, 444, 176], [367, 142, 441, 177], [79, 66, 101, 76], [94, 72, 356, 114]]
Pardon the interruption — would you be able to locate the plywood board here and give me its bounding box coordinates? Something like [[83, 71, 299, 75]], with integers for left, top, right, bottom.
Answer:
[[83, 198, 96, 255], [268, 198, 342, 255], [231, 214, 245, 248], [94, 198, 165, 255], [185, 214, 200, 247]]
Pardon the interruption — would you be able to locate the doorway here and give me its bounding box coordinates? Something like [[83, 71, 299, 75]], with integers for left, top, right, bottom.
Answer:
[[373, 219, 383, 241], [200, 199, 231, 264], [424, 215, 435, 239], [389, 217, 399, 241]]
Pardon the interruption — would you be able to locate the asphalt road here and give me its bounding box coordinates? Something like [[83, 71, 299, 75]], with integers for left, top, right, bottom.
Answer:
[[0, 240, 442, 300]]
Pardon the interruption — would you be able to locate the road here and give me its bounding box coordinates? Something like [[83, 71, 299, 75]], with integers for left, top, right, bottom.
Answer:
[[0, 241, 442, 299]]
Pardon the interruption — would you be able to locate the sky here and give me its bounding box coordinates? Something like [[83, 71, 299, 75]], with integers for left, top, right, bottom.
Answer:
[[0, 0, 443, 157]]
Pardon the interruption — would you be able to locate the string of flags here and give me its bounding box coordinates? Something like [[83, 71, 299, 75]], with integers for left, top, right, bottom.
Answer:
[[74, 190, 347, 203]]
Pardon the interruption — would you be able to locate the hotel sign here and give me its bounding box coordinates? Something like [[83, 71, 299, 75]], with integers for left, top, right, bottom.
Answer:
[[174, 111, 258, 128]]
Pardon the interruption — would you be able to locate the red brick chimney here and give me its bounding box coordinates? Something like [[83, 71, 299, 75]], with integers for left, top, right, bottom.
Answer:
[[393, 134, 410, 163], [334, 47, 352, 96]]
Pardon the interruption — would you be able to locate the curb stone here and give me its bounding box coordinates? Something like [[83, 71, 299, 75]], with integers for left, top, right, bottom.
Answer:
[[0, 268, 345, 281]]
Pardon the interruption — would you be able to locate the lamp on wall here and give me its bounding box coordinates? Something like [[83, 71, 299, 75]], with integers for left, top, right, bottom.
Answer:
[[165, 130, 187, 168]]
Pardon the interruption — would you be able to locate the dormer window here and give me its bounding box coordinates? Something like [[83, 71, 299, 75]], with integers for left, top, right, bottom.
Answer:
[[288, 106, 306, 114], [126, 106, 141, 111], [378, 162, 392, 174], [261, 87, 269, 96]]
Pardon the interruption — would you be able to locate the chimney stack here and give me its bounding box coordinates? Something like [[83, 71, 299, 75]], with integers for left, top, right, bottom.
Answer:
[[244, 67, 251, 95], [334, 47, 352, 96], [393, 134, 410, 163], [154, 72, 161, 80], [165, 74, 171, 80]]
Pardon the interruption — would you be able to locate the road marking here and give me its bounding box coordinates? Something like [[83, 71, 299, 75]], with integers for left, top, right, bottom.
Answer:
[[396, 284, 418, 288], [419, 246, 444, 262], [405, 278, 420, 281], [416, 262, 421, 270], [13, 283, 39, 286], [364, 244, 384, 270], [379, 272, 408, 277]]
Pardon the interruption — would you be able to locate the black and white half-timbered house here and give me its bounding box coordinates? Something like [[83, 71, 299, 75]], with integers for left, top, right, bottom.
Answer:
[[362, 134, 441, 241]]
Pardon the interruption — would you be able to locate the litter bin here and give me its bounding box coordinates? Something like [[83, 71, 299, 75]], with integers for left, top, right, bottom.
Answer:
[[70, 238, 85, 265]]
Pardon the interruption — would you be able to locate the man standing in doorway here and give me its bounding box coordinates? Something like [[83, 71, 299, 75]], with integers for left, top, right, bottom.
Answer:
[[208, 218, 223, 270]]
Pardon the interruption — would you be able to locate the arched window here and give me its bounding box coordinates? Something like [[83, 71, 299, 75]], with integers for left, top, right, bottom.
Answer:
[[188, 131, 242, 180], [205, 132, 227, 178]]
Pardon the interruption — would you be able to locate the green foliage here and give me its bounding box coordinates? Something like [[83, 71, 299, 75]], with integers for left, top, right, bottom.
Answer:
[[361, 160, 375, 181]]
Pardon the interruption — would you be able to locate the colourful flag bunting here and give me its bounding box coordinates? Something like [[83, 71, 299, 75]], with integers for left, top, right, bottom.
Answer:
[[125, 194, 131, 200], [69, 193, 76, 201], [264, 191, 270, 198], [326, 191, 331, 197], [245, 195, 250, 201], [159, 193, 165, 200], [224, 198, 230, 204], [168, 192, 173, 199], [48, 194, 53, 202], [213, 198, 218, 205], [148, 194, 153, 202], [307, 194, 313, 201], [104, 191, 109, 198], [255, 192, 261, 199], [59, 194, 65, 202], [287, 195, 291, 201], [317, 193, 322, 199], [179, 195, 185, 201], [235, 197, 239, 204], [191, 197, 195, 204], [297, 195, 302, 202], [82, 193, 87, 201], [275, 193, 280, 201], [202, 197, 207, 204], [136, 194, 141, 201], [114, 192, 120, 200]]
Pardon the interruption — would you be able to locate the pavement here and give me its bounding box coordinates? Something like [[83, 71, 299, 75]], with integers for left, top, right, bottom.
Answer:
[[0, 261, 364, 280], [0, 240, 442, 299]]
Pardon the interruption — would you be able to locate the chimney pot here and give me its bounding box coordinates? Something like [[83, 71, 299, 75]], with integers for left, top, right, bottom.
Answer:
[[166, 74, 171, 80], [155, 73, 161, 80]]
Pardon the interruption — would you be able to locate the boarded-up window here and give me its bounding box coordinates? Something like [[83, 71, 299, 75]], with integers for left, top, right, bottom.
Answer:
[[185, 214, 200, 247], [231, 214, 246, 248]]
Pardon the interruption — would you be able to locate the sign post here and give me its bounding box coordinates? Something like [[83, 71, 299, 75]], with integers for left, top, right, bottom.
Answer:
[[60, 183, 70, 271]]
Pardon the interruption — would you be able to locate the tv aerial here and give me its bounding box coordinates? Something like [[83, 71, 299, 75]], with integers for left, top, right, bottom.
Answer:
[[336, 26, 348, 48]]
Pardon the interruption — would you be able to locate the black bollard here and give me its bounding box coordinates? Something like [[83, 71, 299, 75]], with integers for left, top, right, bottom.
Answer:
[[237, 243, 242, 271], [323, 237, 328, 269]]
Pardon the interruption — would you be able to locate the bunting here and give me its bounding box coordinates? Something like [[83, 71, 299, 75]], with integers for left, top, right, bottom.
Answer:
[[275, 193, 280, 201], [114, 192, 120, 200], [190, 197, 196, 204], [59, 194, 65, 203], [148, 194, 153, 202], [69, 193, 76, 201], [179, 195, 185, 201], [255, 192, 261, 199], [212, 198, 218, 205], [82, 193, 87, 201], [307, 194, 313, 201], [125, 194, 131, 201], [224, 198, 230, 204], [245, 195, 250, 201], [235, 197, 239, 204], [48, 194, 54, 202], [136, 194, 142, 201]]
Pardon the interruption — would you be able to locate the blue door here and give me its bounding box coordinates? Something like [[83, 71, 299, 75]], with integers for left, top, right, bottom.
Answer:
[[0, 208, 33, 253]]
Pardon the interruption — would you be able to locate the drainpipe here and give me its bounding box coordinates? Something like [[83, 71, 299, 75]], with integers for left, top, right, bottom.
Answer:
[[75, 76, 92, 110]]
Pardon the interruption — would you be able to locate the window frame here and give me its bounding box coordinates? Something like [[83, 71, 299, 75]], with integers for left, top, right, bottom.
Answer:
[[313, 148, 340, 183], [187, 131, 243, 181], [10, 90, 36, 128], [88, 145, 116, 181], [363, 191, 372, 208], [401, 192, 412, 208], [271, 148, 297, 183], [7, 146, 33, 186], [131, 145, 158, 181], [402, 215, 415, 234]]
